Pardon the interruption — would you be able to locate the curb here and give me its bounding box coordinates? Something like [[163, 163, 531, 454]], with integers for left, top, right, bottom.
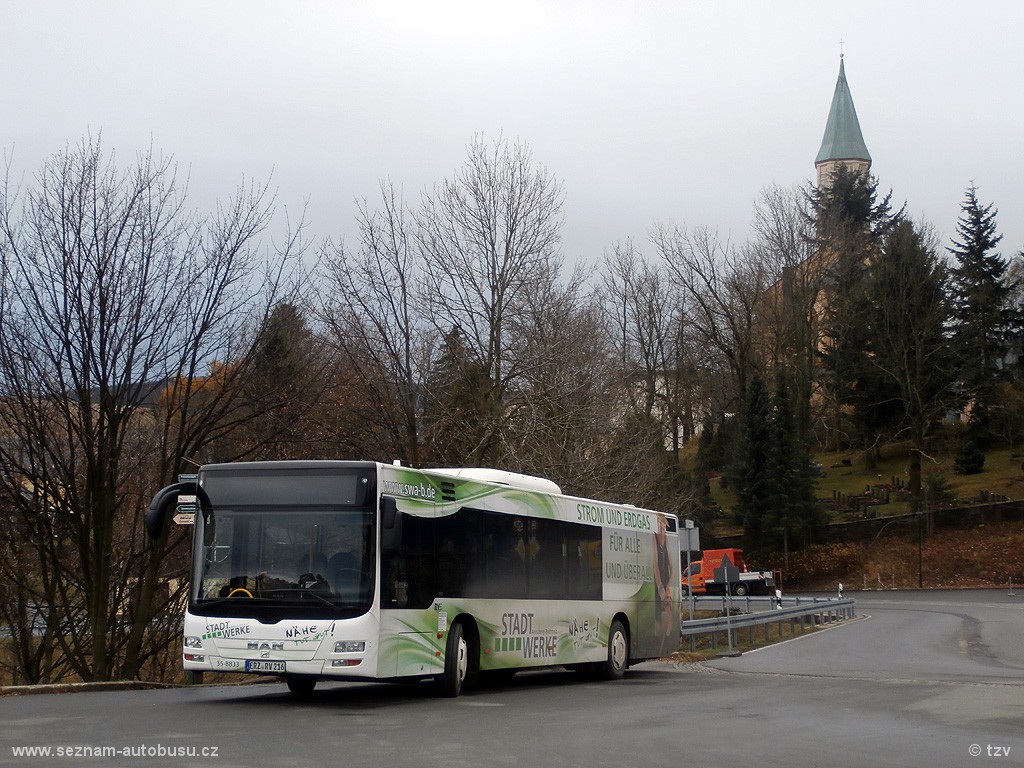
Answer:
[[0, 675, 284, 697], [0, 681, 179, 697]]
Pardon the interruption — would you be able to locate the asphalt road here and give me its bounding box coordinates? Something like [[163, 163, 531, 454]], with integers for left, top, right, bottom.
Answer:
[[1, 590, 1021, 768], [702, 589, 1024, 766]]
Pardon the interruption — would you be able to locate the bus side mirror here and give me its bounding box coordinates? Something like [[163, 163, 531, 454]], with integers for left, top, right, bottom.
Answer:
[[145, 481, 209, 540], [380, 497, 401, 552], [146, 483, 184, 540]]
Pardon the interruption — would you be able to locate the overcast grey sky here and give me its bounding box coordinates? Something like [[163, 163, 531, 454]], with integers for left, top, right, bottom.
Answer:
[[3, 1, 1022, 270]]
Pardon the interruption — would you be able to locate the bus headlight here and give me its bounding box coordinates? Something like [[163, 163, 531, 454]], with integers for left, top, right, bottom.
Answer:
[[334, 641, 365, 653], [184, 636, 202, 649]]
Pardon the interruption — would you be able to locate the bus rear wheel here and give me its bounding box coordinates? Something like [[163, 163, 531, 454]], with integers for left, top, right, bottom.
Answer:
[[602, 620, 629, 680], [438, 622, 470, 697]]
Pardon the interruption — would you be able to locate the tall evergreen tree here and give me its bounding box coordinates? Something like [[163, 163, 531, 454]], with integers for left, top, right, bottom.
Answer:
[[421, 326, 496, 466], [808, 165, 895, 241], [871, 219, 956, 499], [808, 165, 901, 458], [687, 417, 717, 521], [948, 184, 1018, 442], [231, 302, 327, 460], [765, 370, 821, 560], [733, 374, 776, 547]]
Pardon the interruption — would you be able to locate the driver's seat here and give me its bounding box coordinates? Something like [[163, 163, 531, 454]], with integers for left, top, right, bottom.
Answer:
[[329, 552, 359, 599]]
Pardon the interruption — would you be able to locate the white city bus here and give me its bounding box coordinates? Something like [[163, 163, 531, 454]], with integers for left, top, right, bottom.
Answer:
[[146, 460, 681, 697]]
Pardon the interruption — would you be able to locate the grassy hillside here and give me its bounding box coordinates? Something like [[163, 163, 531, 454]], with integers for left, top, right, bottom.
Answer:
[[706, 442, 1024, 589], [812, 443, 1024, 518]]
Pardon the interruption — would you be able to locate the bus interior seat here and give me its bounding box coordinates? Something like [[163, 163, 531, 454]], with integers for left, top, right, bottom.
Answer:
[[296, 552, 330, 580], [329, 551, 357, 578]]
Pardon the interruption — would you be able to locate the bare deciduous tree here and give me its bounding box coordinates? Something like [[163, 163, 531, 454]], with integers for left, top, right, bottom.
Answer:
[[749, 184, 825, 439], [653, 223, 769, 414], [499, 266, 609, 483], [417, 135, 564, 465], [314, 182, 432, 464], [600, 241, 703, 451], [0, 137, 305, 682]]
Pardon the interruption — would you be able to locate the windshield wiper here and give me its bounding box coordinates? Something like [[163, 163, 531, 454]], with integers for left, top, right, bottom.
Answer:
[[287, 588, 368, 615], [295, 589, 342, 611], [195, 589, 358, 615], [194, 595, 277, 611]]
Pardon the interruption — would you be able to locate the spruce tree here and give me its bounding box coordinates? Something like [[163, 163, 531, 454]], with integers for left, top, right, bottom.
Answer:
[[688, 418, 717, 519], [871, 219, 956, 498], [948, 184, 1018, 442], [765, 370, 821, 559], [808, 165, 902, 457], [953, 439, 986, 475], [733, 374, 776, 547], [228, 302, 326, 460], [421, 326, 496, 465]]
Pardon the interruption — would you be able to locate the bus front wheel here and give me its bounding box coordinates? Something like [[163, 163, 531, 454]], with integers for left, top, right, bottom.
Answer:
[[439, 622, 470, 697], [603, 620, 629, 680], [286, 674, 317, 697]]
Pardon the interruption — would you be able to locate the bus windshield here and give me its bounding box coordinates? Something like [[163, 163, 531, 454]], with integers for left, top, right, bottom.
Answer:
[[192, 475, 376, 620]]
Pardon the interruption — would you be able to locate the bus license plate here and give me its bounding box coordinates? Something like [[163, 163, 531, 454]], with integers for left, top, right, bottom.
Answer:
[[246, 660, 286, 673]]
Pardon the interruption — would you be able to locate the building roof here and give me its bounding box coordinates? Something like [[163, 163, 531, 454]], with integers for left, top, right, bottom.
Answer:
[[815, 57, 871, 165]]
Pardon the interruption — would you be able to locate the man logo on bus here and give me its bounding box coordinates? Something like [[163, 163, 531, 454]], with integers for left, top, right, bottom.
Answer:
[[247, 641, 284, 651]]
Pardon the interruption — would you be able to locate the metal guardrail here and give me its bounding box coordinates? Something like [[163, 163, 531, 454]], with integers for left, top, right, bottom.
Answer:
[[680, 595, 857, 652], [688, 594, 853, 614]]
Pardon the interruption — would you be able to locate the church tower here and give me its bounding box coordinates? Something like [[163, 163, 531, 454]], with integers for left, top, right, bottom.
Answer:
[[815, 56, 871, 187]]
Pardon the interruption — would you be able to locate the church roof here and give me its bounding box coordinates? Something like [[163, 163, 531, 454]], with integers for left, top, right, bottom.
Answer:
[[815, 57, 871, 165]]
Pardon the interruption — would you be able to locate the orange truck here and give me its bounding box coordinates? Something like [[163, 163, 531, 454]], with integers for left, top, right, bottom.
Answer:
[[681, 548, 775, 596]]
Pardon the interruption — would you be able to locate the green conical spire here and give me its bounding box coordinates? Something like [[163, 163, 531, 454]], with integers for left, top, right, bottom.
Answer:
[[815, 57, 871, 166]]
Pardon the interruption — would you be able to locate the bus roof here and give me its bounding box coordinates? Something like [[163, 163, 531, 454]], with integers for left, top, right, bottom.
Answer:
[[427, 467, 562, 495]]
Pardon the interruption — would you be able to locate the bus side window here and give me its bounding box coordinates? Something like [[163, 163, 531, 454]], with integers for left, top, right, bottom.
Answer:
[[381, 512, 435, 609], [435, 511, 482, 599], [528, 519, 564, 599], [566, 524, 602, 600], [484, 513, 527, 599]]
